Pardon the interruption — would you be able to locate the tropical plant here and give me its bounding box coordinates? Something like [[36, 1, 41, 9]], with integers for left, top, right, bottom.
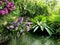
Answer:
[[31, 15, 54, 36]]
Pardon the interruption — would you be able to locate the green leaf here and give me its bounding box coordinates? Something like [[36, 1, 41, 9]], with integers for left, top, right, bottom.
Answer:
[[45, 27, 52, 36], [45, 24, 54, 32], [33, 26, 39, 32], [45, 25, 53, 36], [39, 21, 44, 31], [37, 21, 40, 26], [40, 25, 44, 31], [32, 25, 37, 29]]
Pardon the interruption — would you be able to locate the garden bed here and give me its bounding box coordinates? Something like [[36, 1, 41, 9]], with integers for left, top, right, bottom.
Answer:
[[0, 0, 60, 45]]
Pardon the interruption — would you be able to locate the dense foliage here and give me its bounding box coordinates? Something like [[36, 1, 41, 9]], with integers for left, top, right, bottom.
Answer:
[[0, 0, 60, 39]]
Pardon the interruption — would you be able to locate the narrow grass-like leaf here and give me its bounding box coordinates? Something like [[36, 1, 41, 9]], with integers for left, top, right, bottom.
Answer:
[[32, 25, 37, 29], [33, 26, 39, 32], [45, 26, 53, 36]]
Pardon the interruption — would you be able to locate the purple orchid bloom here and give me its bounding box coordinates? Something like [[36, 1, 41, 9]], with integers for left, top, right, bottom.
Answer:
[[18, 17, 24, 23], [14, 19, 18, 25], [8, 8, 13, 11], [9, 25, 14, 29], [26, 22, 31, 26], [14, 24, 19, 27], [0, 1, 2, 4], [4, 8, 8, 14], [26, 26, 30, 32], [0, 8, 8, 15], [6, 2, 14, 8], [0, 10, 5, 15], [11, 6, 16, 10], [26, 22, 31, 31], [8, 6, 16, 11]]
